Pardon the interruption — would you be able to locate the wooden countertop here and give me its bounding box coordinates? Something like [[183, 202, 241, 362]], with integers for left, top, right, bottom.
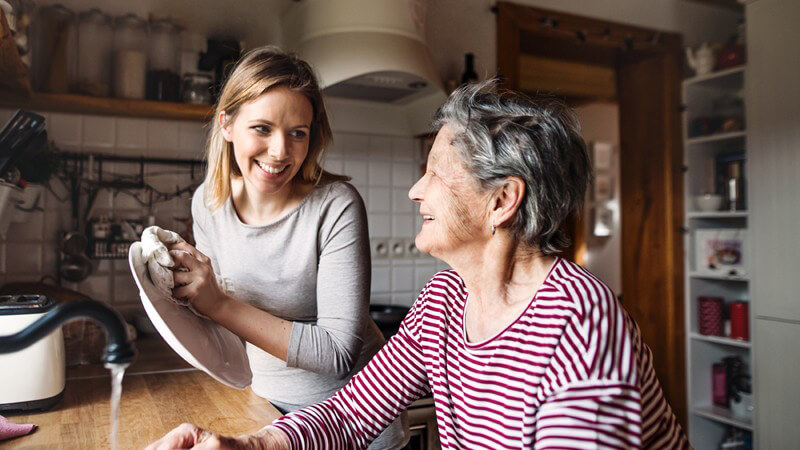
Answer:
[[2, 370, 282, 449]]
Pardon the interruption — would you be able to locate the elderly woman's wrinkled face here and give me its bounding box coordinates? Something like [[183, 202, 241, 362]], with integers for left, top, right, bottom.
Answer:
[[409, 125, 487, 258]]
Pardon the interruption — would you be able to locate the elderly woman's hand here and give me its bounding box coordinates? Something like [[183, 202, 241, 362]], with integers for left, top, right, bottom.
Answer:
[[145, 423, 291, 450], [168, 242, 229, 319]]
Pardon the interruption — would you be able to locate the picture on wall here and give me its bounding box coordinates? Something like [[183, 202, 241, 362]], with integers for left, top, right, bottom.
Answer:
[[593, 173, 614, 202], [591, 141, 614, 170], [592, 205, 614, 237]]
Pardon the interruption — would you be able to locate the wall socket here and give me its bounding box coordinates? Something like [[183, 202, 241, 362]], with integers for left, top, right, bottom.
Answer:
[[371, 238, 421, 259], [371, 238, 390, 259]]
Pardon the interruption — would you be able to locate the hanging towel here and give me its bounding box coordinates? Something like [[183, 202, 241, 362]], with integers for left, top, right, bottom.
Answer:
[[0, 415, 36, 441]]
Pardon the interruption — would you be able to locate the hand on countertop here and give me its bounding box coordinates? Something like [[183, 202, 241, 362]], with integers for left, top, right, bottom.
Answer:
[[145, 423, 290, 450]]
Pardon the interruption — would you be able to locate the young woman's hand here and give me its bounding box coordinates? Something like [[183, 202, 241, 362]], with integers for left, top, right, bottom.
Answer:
[[169, 242, 229, 319], [145, 423, 290, 450]]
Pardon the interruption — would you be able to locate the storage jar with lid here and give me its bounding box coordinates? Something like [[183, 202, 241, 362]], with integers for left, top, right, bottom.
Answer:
[[112, 13, 147, 99], [147, 18, 180, 101], [29, 4, 77, 93], [181, 73, 212, 104], [76, 8, 112, 96]]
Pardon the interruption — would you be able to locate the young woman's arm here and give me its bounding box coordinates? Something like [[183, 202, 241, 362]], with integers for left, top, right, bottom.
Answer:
[[171, 183, 372, 375]]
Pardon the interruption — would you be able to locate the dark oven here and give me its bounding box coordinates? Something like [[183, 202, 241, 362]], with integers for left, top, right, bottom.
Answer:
[[403, 396, 439, 450]]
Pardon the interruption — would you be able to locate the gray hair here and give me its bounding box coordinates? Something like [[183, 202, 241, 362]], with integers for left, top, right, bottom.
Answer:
[[433, 79, 591, 255]]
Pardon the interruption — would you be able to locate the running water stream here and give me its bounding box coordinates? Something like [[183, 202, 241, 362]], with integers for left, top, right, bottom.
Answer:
[[105, 363, 129, 450]]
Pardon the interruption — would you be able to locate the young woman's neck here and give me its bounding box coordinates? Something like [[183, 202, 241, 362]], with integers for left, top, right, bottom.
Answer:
[[231, 177, 306, 225]]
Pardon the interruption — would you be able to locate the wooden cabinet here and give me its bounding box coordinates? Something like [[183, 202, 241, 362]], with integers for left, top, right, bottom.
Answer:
[[682, 65, 753, 448]]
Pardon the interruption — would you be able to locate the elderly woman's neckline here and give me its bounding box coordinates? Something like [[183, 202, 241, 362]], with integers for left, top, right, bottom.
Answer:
[[461, 256, 560, 345]]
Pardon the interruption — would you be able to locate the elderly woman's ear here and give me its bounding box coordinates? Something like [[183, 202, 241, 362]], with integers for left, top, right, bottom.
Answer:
[[488, 176, 526, 232]]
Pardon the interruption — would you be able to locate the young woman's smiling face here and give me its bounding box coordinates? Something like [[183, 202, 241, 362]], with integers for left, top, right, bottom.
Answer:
[[221, 86, 313, 198]]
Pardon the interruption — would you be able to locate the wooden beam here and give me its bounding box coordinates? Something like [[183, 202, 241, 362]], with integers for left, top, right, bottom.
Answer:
[[518, 55, 616, 100]]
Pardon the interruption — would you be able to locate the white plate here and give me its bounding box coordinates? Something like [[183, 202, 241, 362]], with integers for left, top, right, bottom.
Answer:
[[128, 242, 252, 389]]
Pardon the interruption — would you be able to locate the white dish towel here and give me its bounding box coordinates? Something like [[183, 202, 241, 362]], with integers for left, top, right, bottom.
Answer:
[[139, 226, 233, 318]]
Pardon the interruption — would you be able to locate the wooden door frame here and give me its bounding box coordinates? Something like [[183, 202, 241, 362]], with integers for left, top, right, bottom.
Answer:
[[496, 1, 687, 427]]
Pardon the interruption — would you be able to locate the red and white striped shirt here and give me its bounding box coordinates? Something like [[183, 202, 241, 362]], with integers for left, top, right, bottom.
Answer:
[[271, 258, 689, 449]]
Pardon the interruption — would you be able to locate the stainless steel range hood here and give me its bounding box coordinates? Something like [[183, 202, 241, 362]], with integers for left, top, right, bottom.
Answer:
[[282, 0, 446, 135]]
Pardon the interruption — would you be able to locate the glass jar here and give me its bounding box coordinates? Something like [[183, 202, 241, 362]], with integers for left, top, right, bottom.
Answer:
[[112, 14, 147, 99], [7, 0, 34, 67], [147, 18, 180, 101], [181, 73, 212, 104], [30, 4, 77, 93], [76, 9, 112, 96]]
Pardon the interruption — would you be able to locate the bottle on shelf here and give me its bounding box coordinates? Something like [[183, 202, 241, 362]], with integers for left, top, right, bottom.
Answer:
[[460, 52, 478, 85], [727, 161, 743, 211]]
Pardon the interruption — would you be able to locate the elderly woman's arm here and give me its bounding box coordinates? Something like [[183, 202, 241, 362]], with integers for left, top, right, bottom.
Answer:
[[533, 381, 644, 448], [269, 307, 430, 448]]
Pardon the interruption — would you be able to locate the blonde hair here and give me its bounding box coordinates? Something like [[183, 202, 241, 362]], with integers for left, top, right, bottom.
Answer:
[[203, 46, 347, 210]]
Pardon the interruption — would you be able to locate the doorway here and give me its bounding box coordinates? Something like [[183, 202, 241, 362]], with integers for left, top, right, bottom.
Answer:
[[496, 1, 686, 426]]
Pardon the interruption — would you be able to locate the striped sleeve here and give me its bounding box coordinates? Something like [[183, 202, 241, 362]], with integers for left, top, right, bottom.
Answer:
[[532, 263, 643, 448], [534, 381, 643, 449], [270, 285, 432, 449]]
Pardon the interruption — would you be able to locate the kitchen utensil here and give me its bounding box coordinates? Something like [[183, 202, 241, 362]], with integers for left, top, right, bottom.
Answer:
[[0, 109, 46, 177], [60, 231, 93, 282], [0, 294, 65, 411], [128, 242, 251, 389], [59, 174, 93, 282]]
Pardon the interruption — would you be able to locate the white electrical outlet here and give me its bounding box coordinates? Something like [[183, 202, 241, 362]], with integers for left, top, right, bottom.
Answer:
[[371, 238, 390, 259], [389, 239, 406, 258], [405, 238, 421, 257]]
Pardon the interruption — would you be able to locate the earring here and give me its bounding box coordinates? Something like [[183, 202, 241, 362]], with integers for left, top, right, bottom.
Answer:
[[491, 224, 496, 235]]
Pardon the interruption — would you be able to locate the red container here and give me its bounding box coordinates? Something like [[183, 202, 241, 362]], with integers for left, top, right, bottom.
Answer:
[[698, 296, 724, 336], [712, 362, 728, 407], [730, 301, 749, 341]]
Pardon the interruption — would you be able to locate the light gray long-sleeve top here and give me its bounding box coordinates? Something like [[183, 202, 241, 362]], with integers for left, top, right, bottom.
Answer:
[[191, 180, 385, 408]]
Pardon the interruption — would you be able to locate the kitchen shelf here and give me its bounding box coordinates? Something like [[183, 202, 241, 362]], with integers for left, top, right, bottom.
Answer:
[[689, 271, 749, 282], [683, 65, 746, 87], [686, 211, 748, 219], [0, 91, 214, 122], [690, 333, 751, 349], [683, 63, 753, 448], [686, 130, 747, 145], [691, 405, 753, 431]]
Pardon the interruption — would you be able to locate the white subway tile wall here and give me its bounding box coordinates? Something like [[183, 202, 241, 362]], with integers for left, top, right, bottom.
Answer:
[[0, 108, 447, 310]]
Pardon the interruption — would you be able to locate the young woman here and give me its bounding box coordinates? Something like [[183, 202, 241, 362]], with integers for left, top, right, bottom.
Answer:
[[165, 46, 408, 449]]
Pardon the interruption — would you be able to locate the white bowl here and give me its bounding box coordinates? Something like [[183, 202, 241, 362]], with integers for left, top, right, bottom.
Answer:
[[696, 194, 723, 212]]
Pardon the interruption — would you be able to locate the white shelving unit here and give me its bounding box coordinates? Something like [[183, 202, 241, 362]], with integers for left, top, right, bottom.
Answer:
[[682, 65, 754, 449]]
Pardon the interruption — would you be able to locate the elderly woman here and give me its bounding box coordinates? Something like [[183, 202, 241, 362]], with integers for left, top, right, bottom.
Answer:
[[148, 80, 688, 449]]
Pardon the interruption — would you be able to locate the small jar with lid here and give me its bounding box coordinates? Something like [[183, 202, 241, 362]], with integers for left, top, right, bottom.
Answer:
[[112, 14, 147, 99], [76, 9, 112, 96], [29, 4, 78, 93], [181, 73, 212, 104], [147, 18, 181, 102]]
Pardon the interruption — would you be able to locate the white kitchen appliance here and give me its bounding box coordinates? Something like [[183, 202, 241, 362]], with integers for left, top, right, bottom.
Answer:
[[0, 294, 66, 411]]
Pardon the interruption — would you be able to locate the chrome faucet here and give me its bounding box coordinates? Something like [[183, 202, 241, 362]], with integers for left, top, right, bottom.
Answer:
[[0, 299, 136, 365]]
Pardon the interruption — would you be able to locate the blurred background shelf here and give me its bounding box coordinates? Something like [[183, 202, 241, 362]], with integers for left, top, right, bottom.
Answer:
[[690, 332, 751, 349], [691, 405, 753, 431], [0, 91, 213, 121]]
